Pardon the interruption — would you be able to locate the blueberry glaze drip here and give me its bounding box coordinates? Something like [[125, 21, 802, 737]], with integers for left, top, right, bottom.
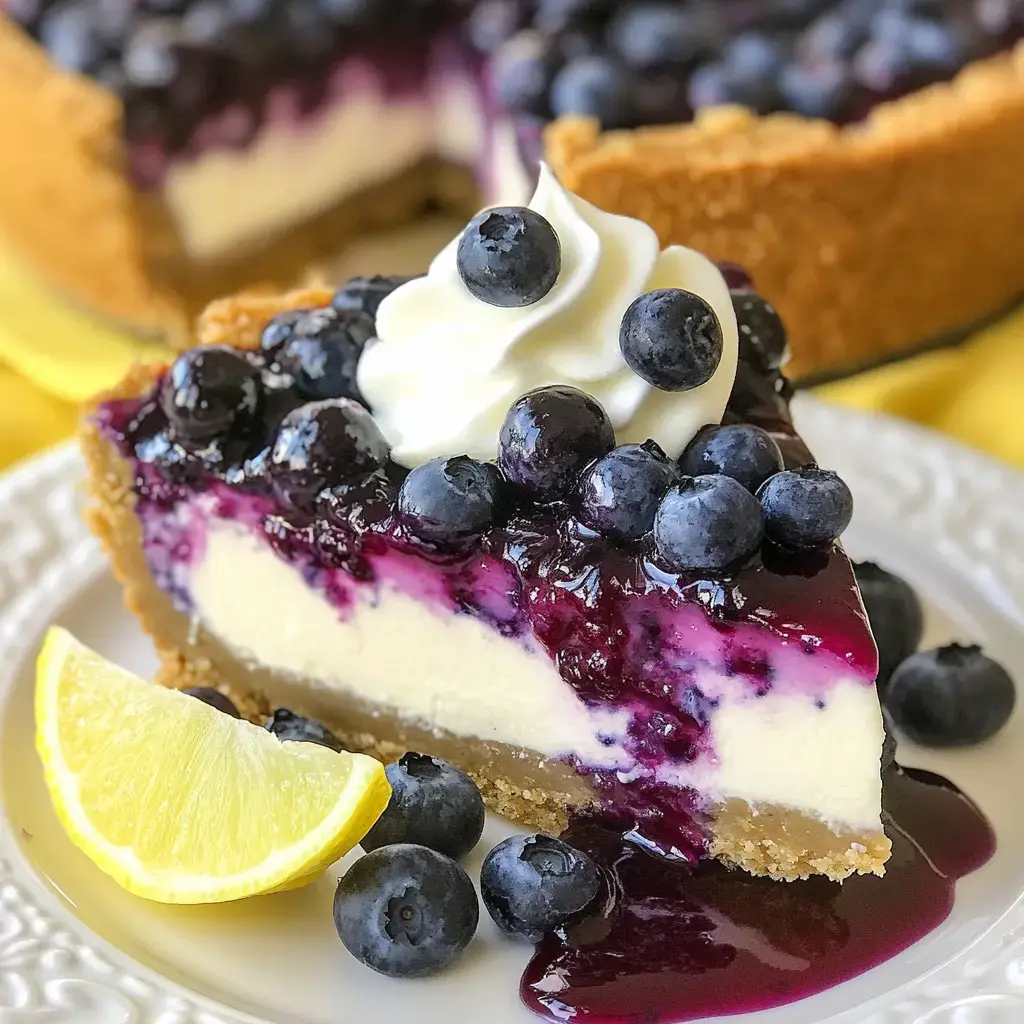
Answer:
[[96, 287, 876, 861]]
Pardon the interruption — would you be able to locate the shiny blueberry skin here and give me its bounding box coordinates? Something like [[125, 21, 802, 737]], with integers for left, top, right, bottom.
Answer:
[[619, 288, 724, 392], [334, 844, 479, 978], [360, 753, 486, 860], [396, 456, 504, 547], [159, 346, 262, 445], [457, 207, 561, 307], [679, 424, 784, 494], [854, 561, 925, 689], [269, 398, 390, 507], [576, 441, 681, 542], [276, 306, 375, 402], [758, 467, 853, 549], [183, 686, 241, 719], [733, 292, 788, 370], [550, 54, 637, 128], [654, 475, 765, 573], [331, 275, 412, 322], [265, 708, 342, 750], [884, 644, 1016, 747], [498, 385, 615, 502], [260, 309, 309, 357], [480, 834, 601, 942]]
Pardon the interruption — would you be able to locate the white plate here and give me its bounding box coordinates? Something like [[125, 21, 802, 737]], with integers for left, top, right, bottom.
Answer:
[[1, 397, 1022, 1024]]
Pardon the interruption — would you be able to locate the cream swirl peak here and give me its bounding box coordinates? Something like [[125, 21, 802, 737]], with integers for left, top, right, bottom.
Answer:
[[357, 165, 739, 468]]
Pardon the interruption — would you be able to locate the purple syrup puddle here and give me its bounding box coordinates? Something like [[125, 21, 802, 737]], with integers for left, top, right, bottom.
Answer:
[[522, 765, 996, 1024]]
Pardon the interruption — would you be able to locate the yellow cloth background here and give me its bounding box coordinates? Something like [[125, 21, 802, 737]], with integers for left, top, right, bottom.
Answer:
[[0, 245, 1022, 472]]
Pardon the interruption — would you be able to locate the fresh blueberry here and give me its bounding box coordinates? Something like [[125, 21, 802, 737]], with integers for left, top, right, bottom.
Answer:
[[609, 2, 715, 72], [467, 0, 525, 53], [491, 30, 560, 116], [360, 753, 486, 860], [717, 261, 755, 291], [884, 645, 1016, 747], [758, 467, 853, 549], [732, 292, 788, 370], [276, 306, 375, 402], [780, 59, 855, 119], [260, 309, 309, 357], [269, 398, 390, 506], [457, 207, 561, 308], [680, 424, 785, 494], [160, 346, 262, 445], [689, 32, 785, 112], [6, 0, 46, 32], [801, 2, 874, 61], [39, 2, 106, 73], [183, 686, 241, 719], [396, 456, 504, 547], [619, 288, 724, 392], [334, 844, 479, 978], [265, 708, 342, 750], [480, 834, 601, 942], [331, 275, 412, 322], [576, 441, 681, 542], [653, 475, 765, 573], [498, 385, 615, 501], [550, 55, 638, 128], [854, 561, 925, 689], [122, 18, 183, 89]]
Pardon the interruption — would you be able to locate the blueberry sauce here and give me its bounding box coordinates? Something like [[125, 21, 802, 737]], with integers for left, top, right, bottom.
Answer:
[[522, 766, 995, 1024]]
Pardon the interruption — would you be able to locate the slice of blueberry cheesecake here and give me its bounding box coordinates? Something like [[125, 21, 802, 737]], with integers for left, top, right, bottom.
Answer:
[[82, 168, 891, 881]]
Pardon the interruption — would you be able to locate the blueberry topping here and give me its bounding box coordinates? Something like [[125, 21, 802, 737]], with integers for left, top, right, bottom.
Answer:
[[732, 292, 788, 370], [653, 475, 765, 573], [679, 424, 784, 494], [396, 456, 504, 547], [183, 686, 241, 719], [276, 306, 375, 402], [269, 398, 390, 506], [468, 0, 526, 55], [619, 289, 724, 392], [854, 561, 925, 689], [780, 59, 856, 119], [259, 309, 308, 357], [480, 834, 601, 942], [265, 708, 342, 750], [499, 385, 615, 501], [609, 2, 718, 72], [159, 346, 262, 445], [550, 54, 637, 128], [884, 644, 1016, 747], [491, 30, 559, 116], [688, 33, 785, 112], [331, 275, 412, 322], [456, 207, 561, 307], [39, 3, 106, 73], [533, 0, 610, 36], [758, 467, 853, 549], [334, 844, 479, 978], [576, 441, 681, 542], [360, 753, 486, 860]]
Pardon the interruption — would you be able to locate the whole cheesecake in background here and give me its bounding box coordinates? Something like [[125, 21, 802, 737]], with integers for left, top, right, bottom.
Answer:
[[82, 169, 891, 882], [3, 1, 1022, 377]]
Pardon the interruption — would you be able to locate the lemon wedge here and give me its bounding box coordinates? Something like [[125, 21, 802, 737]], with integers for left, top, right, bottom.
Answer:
[[35, 627, 390, 904]]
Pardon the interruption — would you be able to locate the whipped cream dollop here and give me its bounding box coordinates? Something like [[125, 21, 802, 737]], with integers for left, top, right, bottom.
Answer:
[[357, 165, 739, 468]]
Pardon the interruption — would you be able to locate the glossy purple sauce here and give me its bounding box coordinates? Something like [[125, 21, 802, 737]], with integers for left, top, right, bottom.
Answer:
[[522, 766, 995, 1024]]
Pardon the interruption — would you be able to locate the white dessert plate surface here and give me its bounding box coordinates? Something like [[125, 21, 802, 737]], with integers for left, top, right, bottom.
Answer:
[[0, 396, 1022, 1024]]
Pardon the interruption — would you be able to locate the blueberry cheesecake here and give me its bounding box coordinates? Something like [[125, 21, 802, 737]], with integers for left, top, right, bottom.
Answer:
[[4, 1, 1022, 378], [83, 170, 891, 881]]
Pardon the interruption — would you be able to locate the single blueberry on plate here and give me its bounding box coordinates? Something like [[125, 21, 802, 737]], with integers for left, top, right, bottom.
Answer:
[[396, 456, 504, 547], [576, 441, 681, 542], [260, 309, 308, 357], [732, 292, 788, 370], [334, 844, 479, 978], [269, 398, 390, 507], [265, 708, 342, 750], [854, 561, 925, 689], [276, 306, 375, 402], [619, 288, 724, 392], [680, 424, 784, 494], [360, 752, 486, 859], [499, 385, 615, 501], [884, 645, 1015, 747], [184, 686, 241, 719], [550, 54, 638, 128], [331, 275, 413, 322], [160, 346, 262, 445], [654, 475, 765, 573], [758, 467, 853, 549], [457, 206, 561, 307], [480, 834, 601, 942]]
